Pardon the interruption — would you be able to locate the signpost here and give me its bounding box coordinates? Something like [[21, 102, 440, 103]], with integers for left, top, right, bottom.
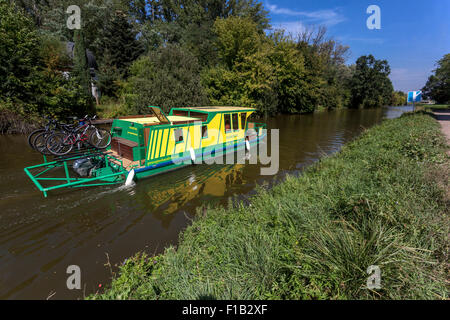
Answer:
[[407, 90, 422, 111]]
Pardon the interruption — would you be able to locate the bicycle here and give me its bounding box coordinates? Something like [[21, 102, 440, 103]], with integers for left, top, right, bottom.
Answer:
[[28, 117, 76, 155], [45, 115, 111, 156]]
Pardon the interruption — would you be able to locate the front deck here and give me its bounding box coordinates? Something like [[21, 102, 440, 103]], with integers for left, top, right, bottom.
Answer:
[[24, 148, 129, 197]]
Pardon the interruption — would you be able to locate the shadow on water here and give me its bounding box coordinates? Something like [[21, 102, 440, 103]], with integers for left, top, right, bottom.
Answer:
[[0, 106, 410, 299]]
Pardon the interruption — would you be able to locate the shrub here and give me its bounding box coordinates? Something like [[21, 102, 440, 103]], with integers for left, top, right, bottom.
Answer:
[[121, 45, 209, 114]]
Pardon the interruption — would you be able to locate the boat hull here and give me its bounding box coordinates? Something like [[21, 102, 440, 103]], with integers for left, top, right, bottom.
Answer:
[[133, 134, 264, 180]]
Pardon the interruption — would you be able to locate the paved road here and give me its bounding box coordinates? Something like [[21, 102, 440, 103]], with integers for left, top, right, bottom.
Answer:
[[433, 109, 450, 155]]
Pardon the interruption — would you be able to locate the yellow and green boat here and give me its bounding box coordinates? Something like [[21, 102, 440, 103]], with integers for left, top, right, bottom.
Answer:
[[111, 106, 266, 180], [24, 106, 266, 197]]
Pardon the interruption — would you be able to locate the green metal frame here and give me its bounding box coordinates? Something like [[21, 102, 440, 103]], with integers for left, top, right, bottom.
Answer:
[[24, 152, 128, 197]]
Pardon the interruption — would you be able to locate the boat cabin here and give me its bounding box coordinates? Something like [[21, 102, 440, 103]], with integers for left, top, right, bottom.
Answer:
[[108, 106, 259, 170]]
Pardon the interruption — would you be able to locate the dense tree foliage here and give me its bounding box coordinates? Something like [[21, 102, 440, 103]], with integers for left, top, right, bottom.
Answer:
[[390, 91, 407, 106], [13, 0, 128, 48], [36, 35, 92, 117], [0, 0, 91, 125], [95, 10, 144, 96], [202, 20, 355, 115], [1, 0, 401, 131], [72, 29, 92, 99], [133, 0, 269, 66], [0, 0, 41, 103], [122, 45, 208, 114], [350, 55, 394, 108], [422, 54, 450, 104]]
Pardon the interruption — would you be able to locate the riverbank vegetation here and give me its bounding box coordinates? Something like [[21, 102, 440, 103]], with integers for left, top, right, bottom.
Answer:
[[91, 111, 449, 300], [417, 104, 450, 111], [0, 1, 94, 133], [422, 54, 450, 104], [1, 0, 407, 133]]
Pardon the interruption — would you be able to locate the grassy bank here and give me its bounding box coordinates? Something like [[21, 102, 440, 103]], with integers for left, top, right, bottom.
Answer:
[[91, 111, 449, 300], [416, 104, 450, 111]]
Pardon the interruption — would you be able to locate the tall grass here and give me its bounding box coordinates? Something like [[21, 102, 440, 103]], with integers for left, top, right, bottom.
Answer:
[[91, 111, 449, 300]]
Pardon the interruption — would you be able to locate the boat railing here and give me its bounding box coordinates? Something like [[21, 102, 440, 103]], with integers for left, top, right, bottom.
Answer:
[[24, 150, 128, 198], [248, 122, 266, 136]]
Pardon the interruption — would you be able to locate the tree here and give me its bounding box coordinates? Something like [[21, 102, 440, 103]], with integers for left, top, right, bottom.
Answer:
[[203, 18, 321, 115], [5, 0, 401, 119], [350, 55, 393, 108], [95, 10, 143, 74], [72, 29, 92, 99], [391, 90, 406, 106], [122, 45, 209, 114], [13, 0, 46, 26], [36, 35, 92, 118], [96, 51, 122, 98], [269, 37, 313, 113], [213, 16, 262, 69], [95, 10, 144, 97], [0, 0, 41, 103], [126, 0, 269, 30], [0, 1, 92, 122], [135, 0, 269, 66], [203, 17, 273, 113], [422, 54, 450, 104], [203, 40, 279, 115]]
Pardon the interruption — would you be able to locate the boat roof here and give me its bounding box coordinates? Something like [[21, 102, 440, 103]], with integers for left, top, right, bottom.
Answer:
[[181, 106, 256, 113], [121, 115, 197, 125], [118, 106, 256, 126]]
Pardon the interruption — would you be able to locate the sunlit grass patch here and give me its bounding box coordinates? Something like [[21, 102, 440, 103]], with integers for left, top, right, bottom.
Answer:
[[90, 111, 449, 300]]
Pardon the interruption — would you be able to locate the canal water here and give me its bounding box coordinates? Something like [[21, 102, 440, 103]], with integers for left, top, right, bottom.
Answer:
[[0, 106, 412, 299]]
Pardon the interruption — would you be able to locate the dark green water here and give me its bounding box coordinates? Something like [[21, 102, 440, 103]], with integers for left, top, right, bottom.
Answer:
[[0, 106, 412, 299]]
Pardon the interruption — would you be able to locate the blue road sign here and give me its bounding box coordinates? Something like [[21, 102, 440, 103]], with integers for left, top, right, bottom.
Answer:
[[407, 91, 422, 103]]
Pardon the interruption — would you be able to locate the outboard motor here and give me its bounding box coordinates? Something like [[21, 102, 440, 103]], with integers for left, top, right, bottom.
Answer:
[[73, 158, 96, 177]]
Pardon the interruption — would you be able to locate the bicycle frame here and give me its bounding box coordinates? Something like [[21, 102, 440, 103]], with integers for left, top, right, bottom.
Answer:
[[63, 121, 95, 146]]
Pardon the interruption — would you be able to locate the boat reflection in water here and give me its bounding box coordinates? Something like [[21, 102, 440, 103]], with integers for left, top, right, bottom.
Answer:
[[132, 162, 247, 227]]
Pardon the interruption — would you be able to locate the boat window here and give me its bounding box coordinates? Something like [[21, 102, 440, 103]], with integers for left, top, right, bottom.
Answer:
[[241, 113, 246, 130], [173, 110, 189, 117], [202, 125, 208, 138], [174, 128, 183, 143], [232, 113, 238, 131], [190, 111, 208, 122], [224, 114, 231, 133]]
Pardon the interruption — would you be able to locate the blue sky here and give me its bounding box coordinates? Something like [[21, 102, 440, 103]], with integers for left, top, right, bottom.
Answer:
[[265, 0, 450, 92]]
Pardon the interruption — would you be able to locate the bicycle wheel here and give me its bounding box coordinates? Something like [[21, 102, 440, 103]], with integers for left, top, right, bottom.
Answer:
[[34, 132, 53, 155], [90, 129, 111, 149], [28, 129, 46, 150], [46, 132, 73, 156]]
